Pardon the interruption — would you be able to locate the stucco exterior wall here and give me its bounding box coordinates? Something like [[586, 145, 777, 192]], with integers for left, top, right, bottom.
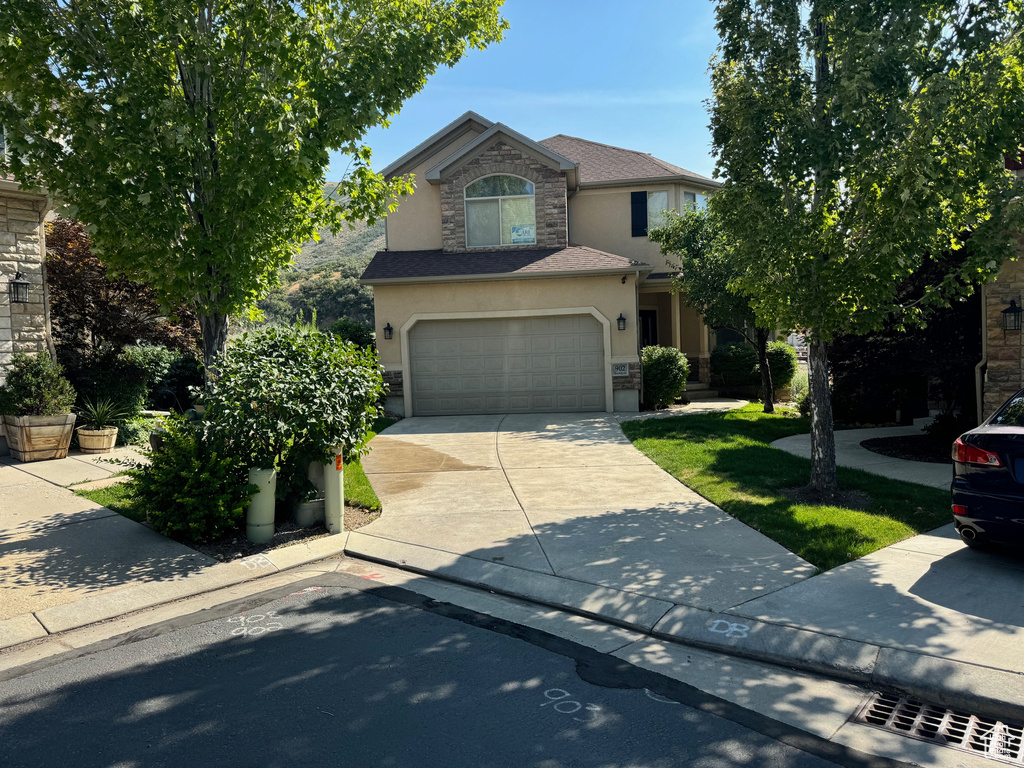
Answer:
[[373, 273, 640, 368], [0, 187, 50, 384], [439, 139, 567, 253], [569, 183, 709, 270], [384, 128, 483, 252]]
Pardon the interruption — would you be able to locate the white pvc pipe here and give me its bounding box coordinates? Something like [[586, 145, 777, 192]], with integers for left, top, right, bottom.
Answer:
[[323, 449, 345, 535], [246, 467, 277, 543]]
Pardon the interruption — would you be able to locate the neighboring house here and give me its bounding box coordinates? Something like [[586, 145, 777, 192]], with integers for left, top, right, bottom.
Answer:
[[0, 133, 52, 380], [360, 112, 721, 417]]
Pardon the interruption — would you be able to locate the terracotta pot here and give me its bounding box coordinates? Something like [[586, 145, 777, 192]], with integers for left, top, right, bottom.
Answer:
[[3, 414, 77, 462], [77, 426, 119, 454]]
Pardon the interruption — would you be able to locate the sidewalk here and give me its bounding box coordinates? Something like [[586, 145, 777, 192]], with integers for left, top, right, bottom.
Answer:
[[770, 424, 951, 489], [0, 449, 352, 649]]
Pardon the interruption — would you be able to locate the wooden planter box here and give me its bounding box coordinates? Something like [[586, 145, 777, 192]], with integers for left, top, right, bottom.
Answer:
[[77, 426, 119, 454], [3, 414, 77, 462]]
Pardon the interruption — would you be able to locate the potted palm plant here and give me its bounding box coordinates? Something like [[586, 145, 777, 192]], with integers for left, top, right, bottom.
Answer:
[[0, 353, 78, 462], [76, 397, 133, 454]]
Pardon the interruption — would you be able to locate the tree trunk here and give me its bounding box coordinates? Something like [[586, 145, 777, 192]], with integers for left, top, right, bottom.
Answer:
[[756, 327, 775, 414], [199, 312, 229, 385], [807, 337, 837, 495]]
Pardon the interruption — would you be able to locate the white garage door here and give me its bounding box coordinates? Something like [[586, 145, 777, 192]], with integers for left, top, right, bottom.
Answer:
[[409, 315, 606, 415]]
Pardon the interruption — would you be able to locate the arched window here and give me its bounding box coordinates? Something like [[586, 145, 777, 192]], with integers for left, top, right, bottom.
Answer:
[[464, 175, 536, 247]]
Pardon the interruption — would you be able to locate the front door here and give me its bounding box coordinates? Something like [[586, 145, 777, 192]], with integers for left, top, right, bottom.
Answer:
[[639, 310, 658, 349]]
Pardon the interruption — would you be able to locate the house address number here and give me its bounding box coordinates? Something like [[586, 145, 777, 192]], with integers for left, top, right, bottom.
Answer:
[[611, 363, 630, 377]]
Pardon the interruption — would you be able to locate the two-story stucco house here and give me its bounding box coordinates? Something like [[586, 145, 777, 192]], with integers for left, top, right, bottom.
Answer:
[[360, 112, 721, 417]]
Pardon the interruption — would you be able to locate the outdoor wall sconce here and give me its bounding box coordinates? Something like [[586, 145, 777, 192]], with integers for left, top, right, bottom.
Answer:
[[1003, 300, 1023, 332], [8, 271, 29, 304], [382, 323, 394, 340], [617, 313, 627, 331]]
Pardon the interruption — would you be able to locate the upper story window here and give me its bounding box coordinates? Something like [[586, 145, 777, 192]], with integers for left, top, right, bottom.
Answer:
[[631, 189, 669, 236], [682, 191, 697, 208], [465, 175, 536, 247]]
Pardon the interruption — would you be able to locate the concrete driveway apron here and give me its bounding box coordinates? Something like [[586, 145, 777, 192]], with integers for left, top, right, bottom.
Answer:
[[360, 414, 814, 612]]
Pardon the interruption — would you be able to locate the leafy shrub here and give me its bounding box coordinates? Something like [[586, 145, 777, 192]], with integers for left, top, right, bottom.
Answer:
[[925, 411, 975, 445], [766, 341, 798, 390], [69, 353, 148, 417], [711, 343, 758, 387], [328, 318, 375, 348], [202, 323, 385, 504], [0, 353, 77, 416], [790, 371, 809, 401], [116, 416, 160, 446], [796, 390, 812, 417], [130, 414, 254, 542], [642, 346, 690, 409]]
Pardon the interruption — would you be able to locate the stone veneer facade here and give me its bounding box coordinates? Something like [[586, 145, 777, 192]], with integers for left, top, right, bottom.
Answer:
[[439, 140, 567, 254], [0, 188, 51, 384], [983, 245, 1024, 418]]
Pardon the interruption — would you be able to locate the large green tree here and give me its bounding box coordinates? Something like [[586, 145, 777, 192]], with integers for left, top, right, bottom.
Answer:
[[649, 205, 777, 413], [0, 0, 506, 372], [710, 0, 1024, 494]]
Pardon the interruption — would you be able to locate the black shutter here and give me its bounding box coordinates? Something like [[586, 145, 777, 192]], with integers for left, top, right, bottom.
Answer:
[[631, 191, 647, 237]]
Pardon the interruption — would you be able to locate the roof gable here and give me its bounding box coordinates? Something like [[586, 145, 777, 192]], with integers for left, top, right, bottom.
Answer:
[[424, 123, 578, 186], [380, 111, 494, 178]]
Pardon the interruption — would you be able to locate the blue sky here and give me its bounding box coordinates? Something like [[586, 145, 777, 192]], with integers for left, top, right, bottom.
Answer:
[[327, 0, 722, 181]]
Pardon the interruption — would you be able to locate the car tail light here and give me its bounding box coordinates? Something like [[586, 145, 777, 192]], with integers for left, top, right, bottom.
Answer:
[[952, 438, 1002, 467], [952, 504, 968, 516]]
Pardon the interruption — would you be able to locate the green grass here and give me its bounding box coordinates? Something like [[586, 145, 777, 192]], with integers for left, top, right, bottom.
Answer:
[[344, 416, 395, 509], [621, 404, 950, 571], [77, 416, 398, 519], [75, 481, 145, 523]]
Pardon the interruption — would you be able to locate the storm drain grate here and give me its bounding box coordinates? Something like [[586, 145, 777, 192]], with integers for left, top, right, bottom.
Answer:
[[853, 693, 1024, 765]]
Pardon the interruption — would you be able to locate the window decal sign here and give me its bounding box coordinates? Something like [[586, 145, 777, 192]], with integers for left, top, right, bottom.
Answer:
[[510, 224, 535, 244]]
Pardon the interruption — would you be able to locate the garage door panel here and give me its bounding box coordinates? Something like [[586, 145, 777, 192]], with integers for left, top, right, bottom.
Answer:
[[410, 315, 606, 415]]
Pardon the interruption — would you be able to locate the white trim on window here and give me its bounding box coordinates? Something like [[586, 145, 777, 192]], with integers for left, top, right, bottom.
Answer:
[[464, 173, 537, 248]]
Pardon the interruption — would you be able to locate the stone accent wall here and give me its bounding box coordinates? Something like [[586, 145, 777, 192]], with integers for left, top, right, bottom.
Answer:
[[984, 248, 1024, 418], [0, 191, 50, 383], [698, 354, 711, 385], [612, 362, 641, 391], [383, 369, 404, 398], [439, 140, 567, 253]]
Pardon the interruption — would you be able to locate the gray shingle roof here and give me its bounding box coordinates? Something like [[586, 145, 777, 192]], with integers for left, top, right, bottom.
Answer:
[[539, 135, 717, 186], [361, 245, 651, 283]]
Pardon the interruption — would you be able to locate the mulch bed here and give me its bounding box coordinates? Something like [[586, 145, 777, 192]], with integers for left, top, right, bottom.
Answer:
[[194, 505, 380, 563], [860, 435, 952, 465]]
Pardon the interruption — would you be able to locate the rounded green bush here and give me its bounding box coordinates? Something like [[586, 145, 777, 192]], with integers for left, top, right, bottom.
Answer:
[[0, 352, 77, 416], [766, 341, 798, 390], [710, 343, 757, 387], [642, 345, 690, 409]]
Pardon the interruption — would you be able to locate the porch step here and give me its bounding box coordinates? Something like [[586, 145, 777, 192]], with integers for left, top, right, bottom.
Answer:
[[684, 388, 724, 401]]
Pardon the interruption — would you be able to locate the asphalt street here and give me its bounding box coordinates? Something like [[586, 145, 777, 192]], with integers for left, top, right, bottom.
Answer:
[[0, 575, 902, 768]]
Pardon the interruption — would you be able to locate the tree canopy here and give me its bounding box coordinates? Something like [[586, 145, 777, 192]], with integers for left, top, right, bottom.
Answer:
[[709, 0, 1024, 491], [0, 0, 507, 369]]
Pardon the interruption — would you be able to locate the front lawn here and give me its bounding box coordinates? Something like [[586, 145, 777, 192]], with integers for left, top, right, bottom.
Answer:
[[621, 404, 951, 571]]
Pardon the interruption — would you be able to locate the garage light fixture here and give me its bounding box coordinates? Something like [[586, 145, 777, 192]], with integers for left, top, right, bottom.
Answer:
[[617, 313, 627, 331], [8, 271, 29, 304], [382, 323, 394, 340], [1002, 300, 1023, 333]]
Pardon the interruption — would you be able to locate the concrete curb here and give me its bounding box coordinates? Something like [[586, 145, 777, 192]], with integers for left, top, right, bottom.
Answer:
[[1, 533, 351, 648], [344, 535, 1024, 722]]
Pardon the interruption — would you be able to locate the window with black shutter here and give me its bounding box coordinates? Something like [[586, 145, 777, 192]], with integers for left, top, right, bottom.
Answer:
[[631, 191, 647, 237]]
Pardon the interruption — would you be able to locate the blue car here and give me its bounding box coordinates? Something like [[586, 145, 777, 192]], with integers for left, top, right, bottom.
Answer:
[[951, 389, 1024, 549]]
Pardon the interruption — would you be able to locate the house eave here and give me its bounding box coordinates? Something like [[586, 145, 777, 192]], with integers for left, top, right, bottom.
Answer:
[[424, 124, 578, 185], [380, 110, 495, 179], [579, 174, 722, 191], [362, 265, 652, 287]]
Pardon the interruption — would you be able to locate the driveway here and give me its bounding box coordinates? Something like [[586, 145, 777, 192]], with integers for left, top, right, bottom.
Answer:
[[359, 413, 815, 612]]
